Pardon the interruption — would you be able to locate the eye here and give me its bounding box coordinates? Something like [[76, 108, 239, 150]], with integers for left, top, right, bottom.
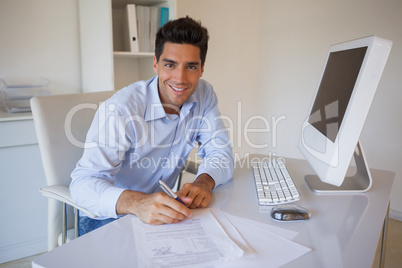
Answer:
[[188, 65, 197, 70], [165, 63, 174, 68]]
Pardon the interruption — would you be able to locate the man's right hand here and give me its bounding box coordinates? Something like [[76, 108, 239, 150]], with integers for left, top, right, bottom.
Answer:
[[116, 190, 193, 225]]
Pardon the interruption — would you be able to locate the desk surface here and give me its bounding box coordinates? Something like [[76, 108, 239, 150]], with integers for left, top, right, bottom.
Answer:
[[32, 156, 394, 268]]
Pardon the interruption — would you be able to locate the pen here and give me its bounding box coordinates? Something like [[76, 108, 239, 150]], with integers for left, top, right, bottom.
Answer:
[[159, 180, 185, 204]]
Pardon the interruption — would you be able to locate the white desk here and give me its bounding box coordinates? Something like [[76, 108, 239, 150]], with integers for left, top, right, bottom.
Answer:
[[32, 156, 394, 268]]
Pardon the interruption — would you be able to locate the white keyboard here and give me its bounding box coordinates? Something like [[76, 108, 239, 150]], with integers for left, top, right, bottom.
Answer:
[[252, 158, 300, 205]]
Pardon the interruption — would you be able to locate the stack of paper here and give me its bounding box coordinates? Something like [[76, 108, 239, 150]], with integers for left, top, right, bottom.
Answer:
[[0, 76, 50, 113], [217, 210, 311, 267], [131, 208, 311, 267]]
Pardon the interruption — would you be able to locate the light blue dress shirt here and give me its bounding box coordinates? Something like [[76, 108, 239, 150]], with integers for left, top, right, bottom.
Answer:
[[70, 76, 234, 219]]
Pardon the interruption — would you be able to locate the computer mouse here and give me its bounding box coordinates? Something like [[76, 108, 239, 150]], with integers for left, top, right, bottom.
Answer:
[[270, 205, 311, 221]]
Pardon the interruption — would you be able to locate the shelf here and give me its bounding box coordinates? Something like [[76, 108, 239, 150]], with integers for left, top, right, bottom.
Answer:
[[113, 51, 154, 58], [112, 0, 167, 9], [0, 110, 33, 122]]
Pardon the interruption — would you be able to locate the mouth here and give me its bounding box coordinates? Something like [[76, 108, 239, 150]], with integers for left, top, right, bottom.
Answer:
[[169, 84, 188, 93]]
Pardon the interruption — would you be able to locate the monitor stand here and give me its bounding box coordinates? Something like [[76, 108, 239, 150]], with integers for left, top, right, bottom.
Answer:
[[305, 141, 373, 193]]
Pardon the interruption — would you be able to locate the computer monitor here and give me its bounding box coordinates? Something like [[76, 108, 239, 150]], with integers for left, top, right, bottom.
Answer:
[[298, 36, 392, 193]]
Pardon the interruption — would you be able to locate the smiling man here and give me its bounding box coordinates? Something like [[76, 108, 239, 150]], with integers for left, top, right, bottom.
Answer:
[[70, 16, 234, 235]]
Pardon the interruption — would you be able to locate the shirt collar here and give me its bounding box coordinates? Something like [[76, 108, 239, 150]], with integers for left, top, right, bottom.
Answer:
[[180, 94, 197, 120], [144, 77, 165, 122]]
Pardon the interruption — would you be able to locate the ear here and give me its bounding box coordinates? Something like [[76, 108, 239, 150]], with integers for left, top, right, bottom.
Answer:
[[200, 62, 205, 77], [153, 55, 158, 74]]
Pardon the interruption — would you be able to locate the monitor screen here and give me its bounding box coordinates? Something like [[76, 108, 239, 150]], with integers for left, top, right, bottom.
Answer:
[[308, 47, 367, 142]]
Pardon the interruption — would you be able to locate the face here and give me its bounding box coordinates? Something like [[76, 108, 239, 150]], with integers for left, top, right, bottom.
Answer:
[[153, 42, 204, 114]]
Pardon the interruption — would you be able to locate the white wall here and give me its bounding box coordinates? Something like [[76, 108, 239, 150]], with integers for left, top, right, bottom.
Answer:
[[0, 0, 82, 94], [177, 0, 261, 162], [178, 0, 402, 219]]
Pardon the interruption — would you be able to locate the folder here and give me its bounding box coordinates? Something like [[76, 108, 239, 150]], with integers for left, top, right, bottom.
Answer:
[[160, 7, 169, 27], [136, 5, 151, 52], [150, 6, 159, 52], [123, 4, 139, 52]]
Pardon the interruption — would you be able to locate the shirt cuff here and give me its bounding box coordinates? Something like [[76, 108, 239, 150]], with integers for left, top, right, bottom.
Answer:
[[196, 165, 225, 189], [99, 186, 126, 218]]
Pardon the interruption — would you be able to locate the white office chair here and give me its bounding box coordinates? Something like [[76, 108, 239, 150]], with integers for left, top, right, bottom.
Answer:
[[31, 91, 114, 250], [31, 91, 199, 250]]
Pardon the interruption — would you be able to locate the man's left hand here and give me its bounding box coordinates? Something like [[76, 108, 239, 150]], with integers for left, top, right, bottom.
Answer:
[[176, 173, 215, 209]]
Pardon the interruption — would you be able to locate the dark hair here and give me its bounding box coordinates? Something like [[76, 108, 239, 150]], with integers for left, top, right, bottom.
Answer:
[[155, 16, 209, 66]]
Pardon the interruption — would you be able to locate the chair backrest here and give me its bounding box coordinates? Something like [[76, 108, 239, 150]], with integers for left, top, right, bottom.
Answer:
[[31, 91, 115, 187]]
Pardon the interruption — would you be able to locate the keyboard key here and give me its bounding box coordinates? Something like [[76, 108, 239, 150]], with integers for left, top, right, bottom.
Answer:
[[252, 159, 300, 205]]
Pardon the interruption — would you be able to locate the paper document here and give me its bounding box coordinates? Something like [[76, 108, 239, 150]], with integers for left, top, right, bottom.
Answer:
[[132, 208, 244, 268], [224, 213, 299, 240], [209, 208, 255, 257], [219, 211, 312, 268]]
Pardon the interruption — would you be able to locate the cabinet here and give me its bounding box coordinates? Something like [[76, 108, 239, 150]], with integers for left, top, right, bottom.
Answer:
[[78, 0, 176, 92], [0, 113, 47, 263]]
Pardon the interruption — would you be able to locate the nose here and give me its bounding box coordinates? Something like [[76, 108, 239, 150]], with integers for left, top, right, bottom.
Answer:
[[174, 66, 187, 83]]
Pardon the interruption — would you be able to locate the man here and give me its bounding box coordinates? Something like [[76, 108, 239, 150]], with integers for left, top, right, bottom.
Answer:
[[70, 16, 233, 235]]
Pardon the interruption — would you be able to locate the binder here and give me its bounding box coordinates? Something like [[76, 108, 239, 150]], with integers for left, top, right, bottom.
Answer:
[[122, 4, 139, 52], [160, 7, 169, 27], [150, 6, 159, 52], [136, 5, 151, 52], [123, 5, 169, 53]]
